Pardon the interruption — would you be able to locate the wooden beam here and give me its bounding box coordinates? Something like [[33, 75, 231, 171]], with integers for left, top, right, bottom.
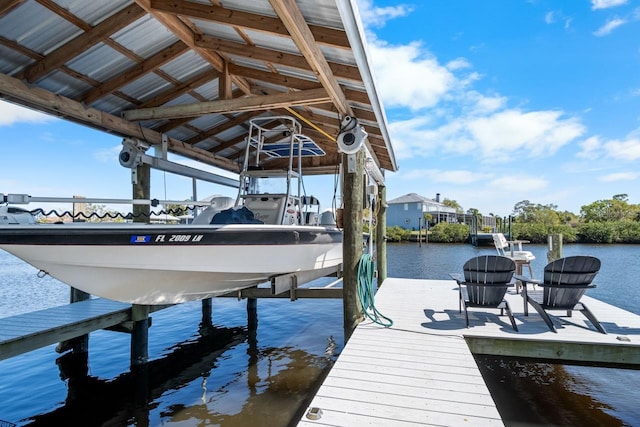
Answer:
[[78, 41, 190, 104], [20, 4, 146, 83], [134, 0, 252, 95], [185, 111, 254, 145], [195, 35, 362, 82], [228, 63, 322, 91], [268, 0, 351, 116], [0, 0, 24, 18], [465, 337, 640, 366], [138, 68, 217, 108], [219, 59, 232, 100], [0, 72, 238, 172], [149, 0, 350, 49], [122, 88, 330, 121]]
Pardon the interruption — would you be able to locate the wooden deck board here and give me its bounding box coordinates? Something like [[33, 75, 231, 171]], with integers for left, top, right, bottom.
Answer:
[[298, 277, 640, 426], [0, 298, 131, 360]]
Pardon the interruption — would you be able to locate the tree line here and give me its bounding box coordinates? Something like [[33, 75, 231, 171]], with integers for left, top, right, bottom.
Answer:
[[387, 194, 640, 244]]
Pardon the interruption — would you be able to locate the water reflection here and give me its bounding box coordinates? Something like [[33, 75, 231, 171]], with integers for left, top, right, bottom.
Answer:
[[475, 356, 630, 426], [22, 320, 333, 427], [25, 326, 245, 426]]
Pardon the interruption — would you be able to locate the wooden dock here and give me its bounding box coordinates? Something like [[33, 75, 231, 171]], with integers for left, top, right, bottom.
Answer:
[[298, 278, 640, 426], [0, 298, 131, 361]]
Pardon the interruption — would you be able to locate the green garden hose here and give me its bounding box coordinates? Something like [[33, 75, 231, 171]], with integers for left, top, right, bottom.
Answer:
[[357, 253, 393, 327]]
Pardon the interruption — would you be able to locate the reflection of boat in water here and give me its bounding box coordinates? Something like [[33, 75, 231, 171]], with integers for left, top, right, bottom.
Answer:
[[0, 117, 342, 305], [24, 325, 333, 427]]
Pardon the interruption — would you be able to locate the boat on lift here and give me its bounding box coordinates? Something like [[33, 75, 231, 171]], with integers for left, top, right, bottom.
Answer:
[[0, 117, 342, 305]]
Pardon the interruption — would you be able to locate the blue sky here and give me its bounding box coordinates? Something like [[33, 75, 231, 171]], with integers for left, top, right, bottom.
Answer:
[[2, 0, 640, 216]]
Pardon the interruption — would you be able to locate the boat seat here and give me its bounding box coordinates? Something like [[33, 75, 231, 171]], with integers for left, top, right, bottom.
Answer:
[[192, 196, 235, 225], [243, 194, 296, 225]]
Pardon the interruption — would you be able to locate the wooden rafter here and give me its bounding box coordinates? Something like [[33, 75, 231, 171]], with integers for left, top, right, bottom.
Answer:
[[0, 0, 24, 18], [149, 0, 350, 49], [78, 41, 190, 104], [0, 0, 395, 172], [268, 0, 351, 116], [122, 88, 331, 121], [185, 111, 255, 146], [139, 69, 217, 109], [134, 0, 252, 95], [194, 34, 362, 82], [0, 72, 237, 171], [19, 4, 146, 83], [228, 64, 322, 91]]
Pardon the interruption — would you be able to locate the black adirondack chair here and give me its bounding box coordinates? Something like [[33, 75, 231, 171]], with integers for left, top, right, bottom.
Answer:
[[515, 256, 606, 334], [450, 255, 518, 331]]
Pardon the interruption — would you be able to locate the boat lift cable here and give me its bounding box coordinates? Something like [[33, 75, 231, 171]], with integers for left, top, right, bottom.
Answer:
[[357, 253, 393, 327]]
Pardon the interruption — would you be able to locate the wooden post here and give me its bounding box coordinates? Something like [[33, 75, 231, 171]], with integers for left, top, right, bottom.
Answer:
[[199, 298, 213, 336], [131, 304, 150, 367], [133, 163, 151, 222], [247, 298, 258, 331], [342, 151, 364, 343], [56, 287, 91, 354], [376, 185, 387, 284], [547, 233, 563, 263]]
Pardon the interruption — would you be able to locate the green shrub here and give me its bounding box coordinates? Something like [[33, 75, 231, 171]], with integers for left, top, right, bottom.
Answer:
[[428, 222, 470, 243], [576, 222, 616, 243], [613, 221, 640, 243], [576, 220, 640, 243], [386, 225, 411, 242], [511, 223, 577, 243]]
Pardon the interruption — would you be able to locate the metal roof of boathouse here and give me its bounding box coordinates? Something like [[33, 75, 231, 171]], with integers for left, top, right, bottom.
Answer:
[[0, 0, 397, 178]]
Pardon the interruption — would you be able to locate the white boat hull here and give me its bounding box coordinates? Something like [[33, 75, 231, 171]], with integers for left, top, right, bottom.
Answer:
[[0, 223, 342, 305]]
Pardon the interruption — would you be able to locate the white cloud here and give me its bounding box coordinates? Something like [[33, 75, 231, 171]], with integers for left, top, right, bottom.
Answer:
[[446, 58, 471, 71], [593, 17, 627, 35], [591, 0, 628, 10], [93, 145, 121, 163], [463, 110, 585, 160], [544, 10, 573, 30], [577, 136, 603, 159], [545, 11, 556, 24], [369, 40, 457, 111], [387, 108, 584, 162], [402, 168, 492, 184], [599, 172, 640, 181], [357, 0, 413, 28], [357, 1, 586, 164], [462, 91, 507, 115], [0, 100, 55, 126], [577, 133, 640, 161], [603, 137, 640, 160], [490, 175, 549, 192]]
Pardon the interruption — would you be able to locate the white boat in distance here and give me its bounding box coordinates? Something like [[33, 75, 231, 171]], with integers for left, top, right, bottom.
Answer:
[[0, 117, 342, 305]]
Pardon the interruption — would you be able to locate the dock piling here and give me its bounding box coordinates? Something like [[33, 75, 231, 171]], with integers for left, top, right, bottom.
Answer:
[[131, 304, 150, 367]]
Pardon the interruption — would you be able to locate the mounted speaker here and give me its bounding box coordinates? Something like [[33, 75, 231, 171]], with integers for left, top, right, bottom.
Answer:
[[337, 116, 367, 154]]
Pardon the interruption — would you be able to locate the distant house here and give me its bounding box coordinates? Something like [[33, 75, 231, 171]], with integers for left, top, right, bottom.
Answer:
[[387, 193, 457, 230]]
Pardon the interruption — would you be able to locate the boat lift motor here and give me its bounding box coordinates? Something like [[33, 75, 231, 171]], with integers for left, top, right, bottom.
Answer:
[[337, 116, 367, 155], [118, 137, 238, 188]]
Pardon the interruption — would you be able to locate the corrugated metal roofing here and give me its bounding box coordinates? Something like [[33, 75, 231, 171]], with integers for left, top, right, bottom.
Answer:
[[0, 0, 397, 176]]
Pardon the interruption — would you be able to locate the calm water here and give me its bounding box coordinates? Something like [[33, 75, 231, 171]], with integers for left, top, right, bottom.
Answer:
[[0, 243, 639, 426]]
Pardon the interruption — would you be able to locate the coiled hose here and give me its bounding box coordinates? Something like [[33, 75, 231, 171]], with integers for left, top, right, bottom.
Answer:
[[357, 253, 393, 327]]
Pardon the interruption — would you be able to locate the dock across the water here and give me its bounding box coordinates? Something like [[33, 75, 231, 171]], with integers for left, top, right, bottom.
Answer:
[[298, 277, 640, 426]]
